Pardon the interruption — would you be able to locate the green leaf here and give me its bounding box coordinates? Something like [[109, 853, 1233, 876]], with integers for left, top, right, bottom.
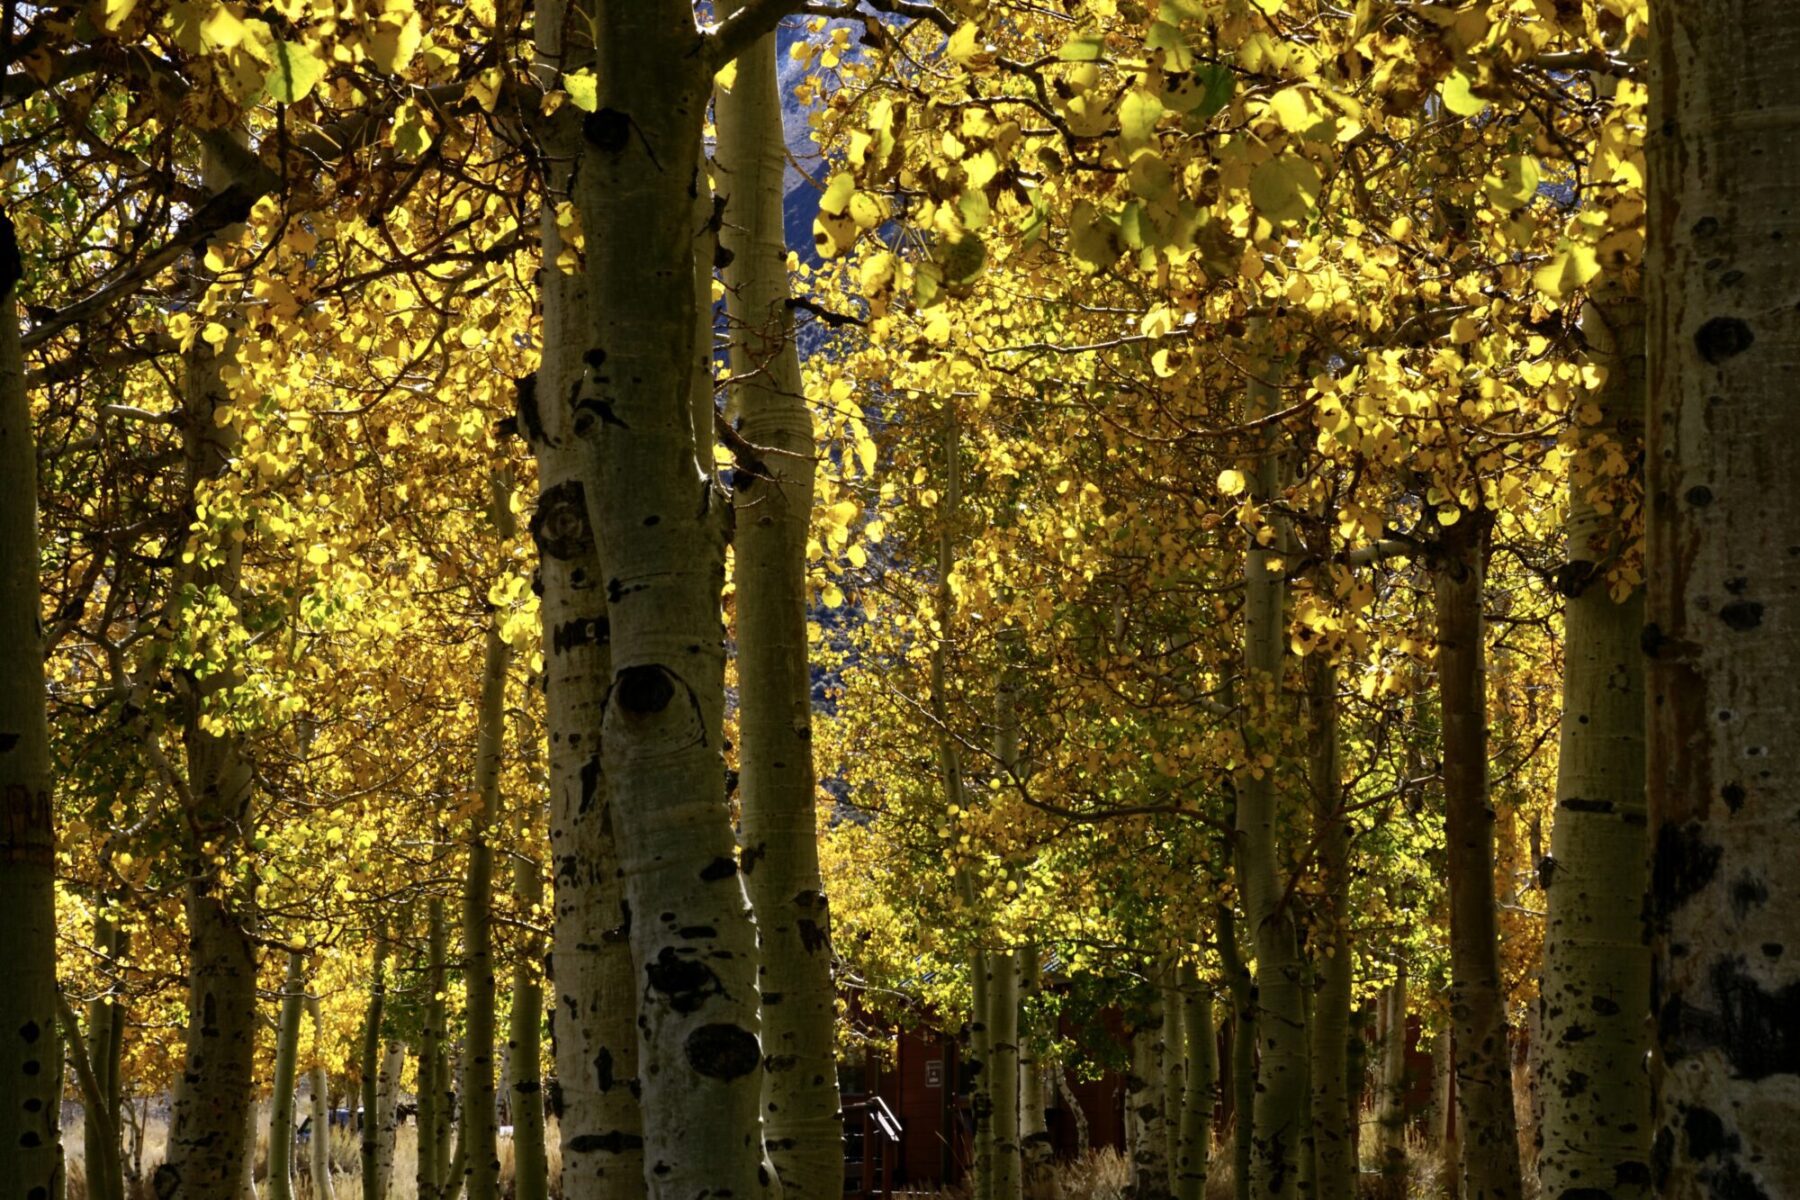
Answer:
[[563, 68, 598, 113], [1145, 21, 1193, 71], [1533, 240, 1600, 301], [1483, 154, 1541, 212], [1441, 68, 1486, 117], [1069, 200, 1122, 271], [1058, 31, 1104, 61], [1249, 155, 1322, 225], [1119, 90, 1165, 146], [1164, 64, 1234, 118], [265, 40, 325, 103]]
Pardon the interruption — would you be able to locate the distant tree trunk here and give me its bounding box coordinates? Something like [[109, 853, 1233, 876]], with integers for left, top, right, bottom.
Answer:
[[714, 21, 843, 1200], [1018, 946, 1053, 1195], [986, 950, 1022, 1200], [1645, 6, 1800, 1198], [362, 923, 389, 1200], [418, 900, 454, 1199], [570, 6, 775, 1193], [306, 997, 335, 1200], [508, 815, 547, 1200], [1217, 906, 1254, 1200], [268, 953, 307, 1200], [1307, 659, 1355, 1200], [1377, 965, 1409, 1200], [0, 199, 62, 1200], [462, 488, 512, 1200], [1174, 964, 1214, 1200], [1236, 336, 1308, 1200], [1434, 514, 1521, 1200], [1055, 1068, 1089, 1158], [82, 919, 128, 1200], [1161, 965, 1185, 1193], [1536, 292, 1650, 1200]]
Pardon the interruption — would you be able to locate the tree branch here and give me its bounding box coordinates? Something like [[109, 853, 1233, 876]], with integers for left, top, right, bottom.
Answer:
[[706, 0, 809, 71]]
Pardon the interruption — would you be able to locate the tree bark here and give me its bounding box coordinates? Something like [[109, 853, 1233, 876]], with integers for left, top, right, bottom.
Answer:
[[1217, 906, 1253, 1200], [1536, 294, 1650, 1200], [1306, 659, 1355, 1200], [268, 953, 306, 1200], [1161, 966, 1184, 1194], [1127, 1005, 1171, 1200], [1645, 6, 1800, 1198], [376, 1040, 404, 1200], [508, 806, 547, 1200], [1174, 963, 1214, 1200], [1237, 336, 1308, 1200], [715, 22, 843, 1200], [1018, 946, 1053, 1196], [1434, 515, 1522, 1200], [988, 950, 1022, 1200], [1377, 966, 1409, 1200], [306, 996, 334, 1200], [362, 923, 389, 1200], [570, 7, 775, 1194]]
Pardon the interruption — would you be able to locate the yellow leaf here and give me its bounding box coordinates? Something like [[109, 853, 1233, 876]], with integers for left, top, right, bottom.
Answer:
[[1249, 155, 1322, 225], [563, 68, 597, 113], [1533, 241, 1601, 301], [264, 39, 325, 102], [1217, 468, 1247, 496], [1441, 68, 1486, 117]]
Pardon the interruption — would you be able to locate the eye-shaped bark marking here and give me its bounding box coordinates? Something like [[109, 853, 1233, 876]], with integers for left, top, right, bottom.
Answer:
[[684, 1023, 762, 1081]]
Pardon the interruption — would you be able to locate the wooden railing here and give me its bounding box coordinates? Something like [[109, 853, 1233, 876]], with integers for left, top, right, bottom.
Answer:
[[843, 1093, 902, 1198]]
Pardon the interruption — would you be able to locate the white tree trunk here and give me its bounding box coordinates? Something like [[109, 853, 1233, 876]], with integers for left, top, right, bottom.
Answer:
[[1646, 6, 1800, 1198]]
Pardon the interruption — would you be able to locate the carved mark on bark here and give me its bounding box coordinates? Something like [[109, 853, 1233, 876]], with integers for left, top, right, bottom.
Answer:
[[1694, 317, 1754, 364], [614, 665, 674, 715], [644, 948, 721, 1015], [530, 480, 594, 562]]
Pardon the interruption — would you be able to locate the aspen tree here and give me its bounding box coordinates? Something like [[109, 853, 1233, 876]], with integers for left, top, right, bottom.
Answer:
[[363, 924, 389, 1200], [1535, 294, 1649, 1200], [83, 920, 127, 1200], [376, 1040, 405, 1200], [1160, 964, 1184, 1192], [0, 207, 62, 1200], [268, 953, 307, 1200], [306, 996, 334, 1200], [1017, 945, 1053, 1194], [715, 19, 843, 1196], [1377, 965, 1409, 1200], [1127, 1000, 1171, 1200], [1174, 964, 1215, 1200], [1306, 659, 1354, 1200], [1217, 906, 1253, 1200], [1646, 5, 1800, 1197]]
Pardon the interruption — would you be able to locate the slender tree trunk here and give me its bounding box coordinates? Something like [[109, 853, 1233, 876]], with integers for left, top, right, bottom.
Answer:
[[268, 953, 306, 1200], [1018, 946, 1053, 1196], [163, 151, 261, 1198], [0, 201, 62, 1200], [1645, 6, 1800, 1197], [715, 23, 843, 1199], [1306, 660, 1355, 1200], [306, 996, 334, 1200], [1536, 294, 1650, 1200], [376, 1040, 404, 1200], [1217, 907, 1253, 1200], [1377, 966, 1408, 1200], [988, 951, 1022, 1200], [418, 901, 453, 1199], [1236, 339, 1308, 1200], [507, 790, 547, 1200], [463, 511, 512, 1200], [1174, 964, 1214, 1200], [83, 919, 128, 1200], [1055, 1068, 1088, 1159], [1128, 1007, 1171, 1200], [1434, 515, 1521, 1200], [1161, 966, 1185, 1194], [571, 7, 775, 1193], [363, 923, 389, 1200]]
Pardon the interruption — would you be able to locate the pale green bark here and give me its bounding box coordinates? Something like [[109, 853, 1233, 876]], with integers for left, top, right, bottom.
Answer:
[[1174, 965, 1214, 1200], [1377, 965, 1408, 1199], [1018, 946, 1053, 1194], [376, 1040, 404, 1200], [507, 893, 548, 1200], [1434, 517, 1521, 1200], [716, 23, 843, 1200], [82, 919, 128, 1200], [1645, 6, 1800, 1197], [571, 7, 779, 1194], [59, 992, 118, 1200], [1236, 337, 1308, 1200], [1306, 660, 1354, 1200], [306, 997, 335, 1200], [268, 953, 306, 1200], [1536, 295, 1649, 1200], [1127, 1002, 1171, 1200], [417, 902, 452, 1200], [988, 950, 1022, 1200], [1217, 906, 1253, 1200], [1161, 967, 1184, 1192]]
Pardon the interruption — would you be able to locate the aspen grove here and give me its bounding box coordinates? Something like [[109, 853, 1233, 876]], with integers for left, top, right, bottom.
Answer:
[[0, 3, 1795, 1200]]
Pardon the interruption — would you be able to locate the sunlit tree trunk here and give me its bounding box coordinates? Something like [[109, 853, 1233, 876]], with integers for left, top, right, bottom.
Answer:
[[1236, 338, 1308, 1200], [1174, 964, 1214, 1200], [162, 149, 261, 1200], [305, 996, 334, 1200], [1535, 293, 1650, 1200], [268, 952, 306, 1200], [376, 1040, 405, 1200], [571, 7, 776, 1193], [1645, 6, 1800, 1197], [715, 22, 843, 1199], [526, 7, 646, 1193], [508, 818, 548, 1200], [1434, 514, 1521, 1200], [1018, 945, 1053, 1195], [988, 950, 1022, 1200], [1128, 1001, 1171, 1200], [1306, 659, 1354, 1200], [417, 900, 453, 1200], [79, 919, 128, 1200]]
